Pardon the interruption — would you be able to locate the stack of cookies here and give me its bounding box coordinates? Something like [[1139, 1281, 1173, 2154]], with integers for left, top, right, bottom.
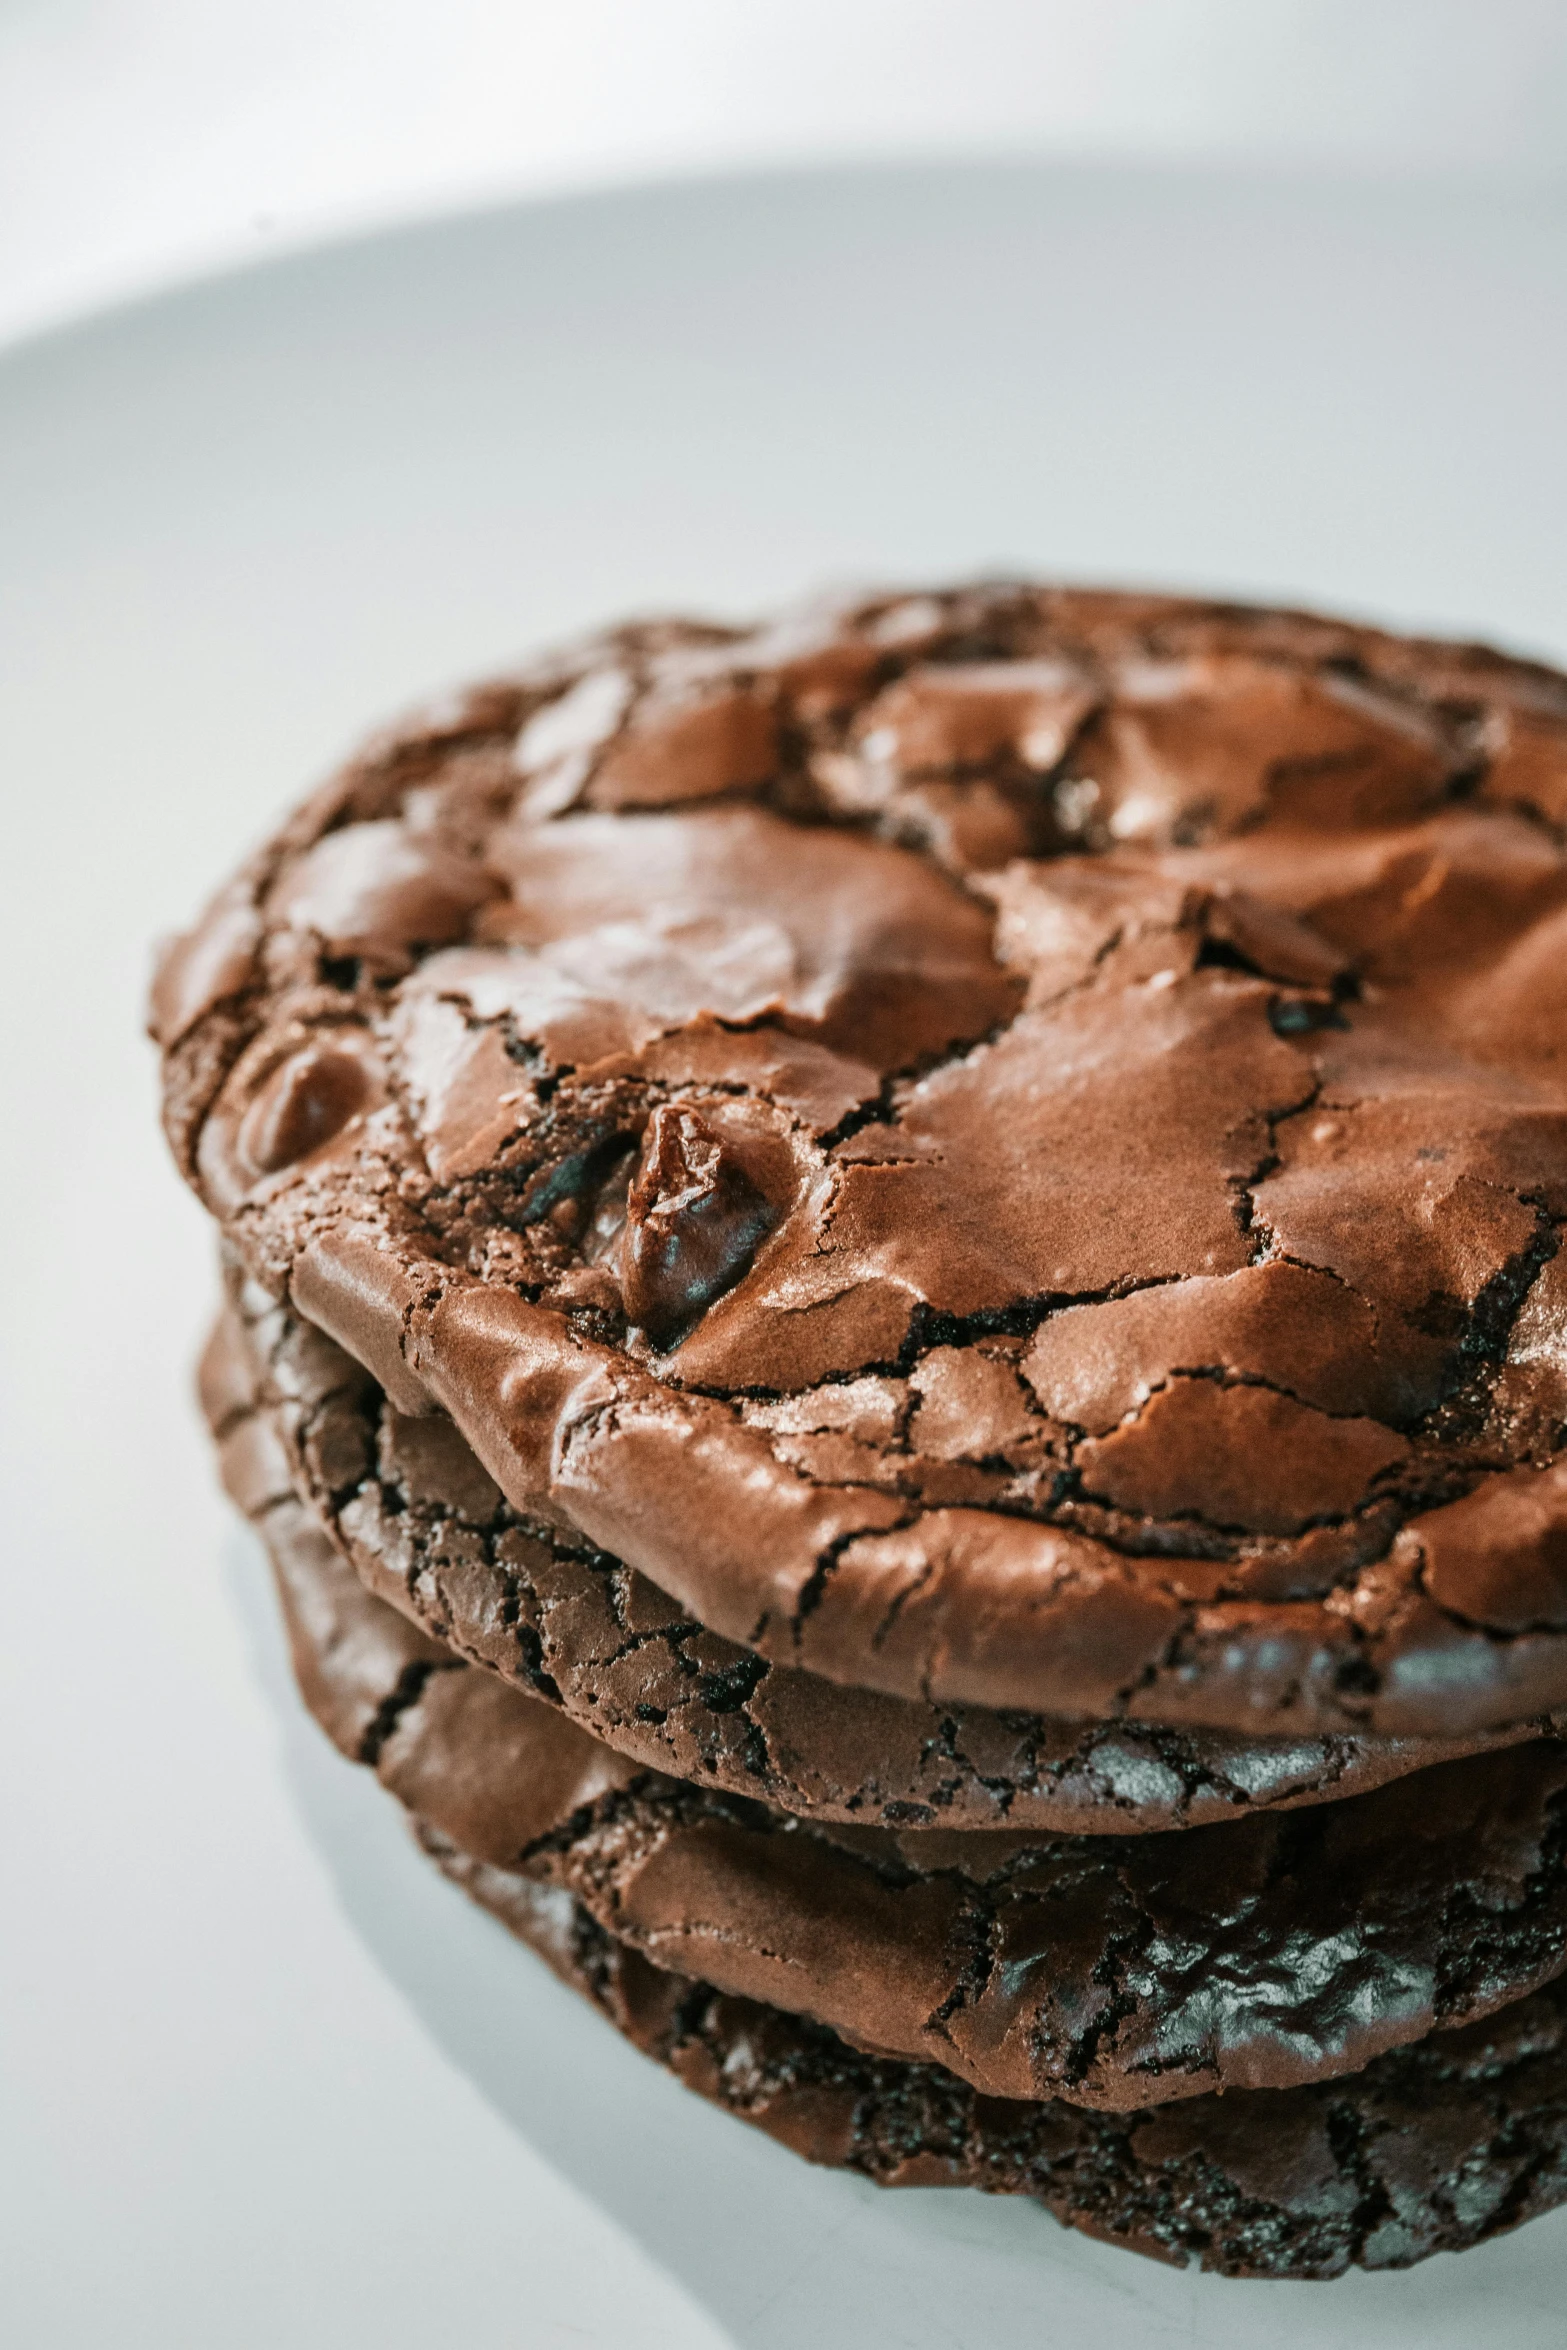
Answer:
[[155, 582, 1567, 2278]]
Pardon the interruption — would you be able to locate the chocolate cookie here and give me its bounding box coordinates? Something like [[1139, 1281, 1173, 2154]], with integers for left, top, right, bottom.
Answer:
[[437, 1849, 1567, 2280], [223, 1392, 1567, 2112], [157, 585, 1567, 1736], [207, 1284, 1558, 1834]]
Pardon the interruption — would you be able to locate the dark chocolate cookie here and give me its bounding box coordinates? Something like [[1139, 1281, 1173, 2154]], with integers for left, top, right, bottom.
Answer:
[[158, 585, 1567, 1736], [207, 1284, 1557, 1835], [436, 1845, 1567, 2280], [225, 1401, 1567, 2112], [227, 1440, 1567, 2275]]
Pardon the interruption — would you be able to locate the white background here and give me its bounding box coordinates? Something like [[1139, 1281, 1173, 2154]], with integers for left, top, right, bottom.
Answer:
[[4, 11, 1567, 2349], [4, 0, 1567, 345]]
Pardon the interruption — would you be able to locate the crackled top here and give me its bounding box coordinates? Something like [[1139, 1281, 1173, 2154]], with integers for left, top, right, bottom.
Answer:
[[154, 582, 1567, 1736]]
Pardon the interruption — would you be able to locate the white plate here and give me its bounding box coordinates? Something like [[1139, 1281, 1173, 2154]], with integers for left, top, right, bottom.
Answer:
[[4, 161, 1567, 2349]]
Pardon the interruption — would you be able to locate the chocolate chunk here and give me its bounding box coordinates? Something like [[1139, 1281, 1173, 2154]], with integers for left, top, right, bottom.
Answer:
[[620, 1106, 777, 1350], [237, 1039, 375, 1175]]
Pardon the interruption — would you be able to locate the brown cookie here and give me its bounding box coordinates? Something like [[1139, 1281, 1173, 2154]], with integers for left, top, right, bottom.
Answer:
[[159, 584, 1567, 1736], [436, 1846, 1567, 2280], [227, 1409, 1567, 2113], [206, 1283, 1559, 1834]]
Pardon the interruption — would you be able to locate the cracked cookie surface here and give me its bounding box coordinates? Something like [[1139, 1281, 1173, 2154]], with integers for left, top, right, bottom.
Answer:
[[157, 583, 1567, 1734], [226, 1404, 1567, 2112], [442, 1852, 1567, 2280], [206, 1287, 1562, 1833]]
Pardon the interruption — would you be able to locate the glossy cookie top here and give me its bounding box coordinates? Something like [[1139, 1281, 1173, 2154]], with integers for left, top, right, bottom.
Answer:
[[157, 583, 1567, 1734]]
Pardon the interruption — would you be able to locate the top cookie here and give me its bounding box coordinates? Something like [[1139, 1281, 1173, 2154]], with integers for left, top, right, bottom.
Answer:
[[153, 582, 1567, 1737]]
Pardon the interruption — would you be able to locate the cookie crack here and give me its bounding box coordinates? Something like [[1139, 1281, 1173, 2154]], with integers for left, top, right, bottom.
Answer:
[[357, 1658, 461, 1768]]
